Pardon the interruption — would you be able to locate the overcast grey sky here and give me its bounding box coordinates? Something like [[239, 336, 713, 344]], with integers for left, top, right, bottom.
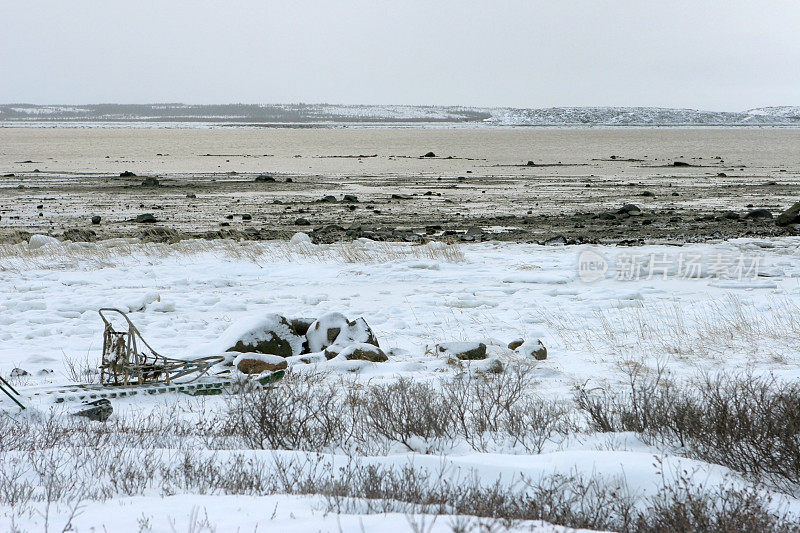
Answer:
[[1, 1, 798, 110]]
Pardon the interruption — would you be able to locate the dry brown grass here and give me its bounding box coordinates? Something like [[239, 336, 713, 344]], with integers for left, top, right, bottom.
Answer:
[[0, 237, 465, 272], [544, 294, 800, 363]]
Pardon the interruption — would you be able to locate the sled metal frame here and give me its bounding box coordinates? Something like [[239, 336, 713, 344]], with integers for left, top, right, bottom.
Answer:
[[98, 308, 224, 386], [0, 375, 26, 410]]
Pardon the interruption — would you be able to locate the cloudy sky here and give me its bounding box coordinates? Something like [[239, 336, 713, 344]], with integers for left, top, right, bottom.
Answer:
[[1, 1, 798, 110]]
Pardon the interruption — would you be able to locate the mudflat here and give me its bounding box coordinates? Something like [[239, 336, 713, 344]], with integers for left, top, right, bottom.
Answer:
[[1, 127, 798, 244]]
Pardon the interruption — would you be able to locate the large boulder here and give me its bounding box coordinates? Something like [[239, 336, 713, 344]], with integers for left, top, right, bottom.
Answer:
[[234, 353, 288, 374], [289, 317, 316, 337], [776, 202, 800, 226], [216, 314, 305, 357], [306, 312, 379, 353], [436, 341, 487, 360]]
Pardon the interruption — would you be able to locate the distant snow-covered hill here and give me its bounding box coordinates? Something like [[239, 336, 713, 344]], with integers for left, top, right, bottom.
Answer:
[[1, 103, 798, 126], [744, 106, 800, 119]]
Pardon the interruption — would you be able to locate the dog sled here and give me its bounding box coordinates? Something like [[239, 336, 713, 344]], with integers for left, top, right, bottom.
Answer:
[[0, 309, 283, 418]]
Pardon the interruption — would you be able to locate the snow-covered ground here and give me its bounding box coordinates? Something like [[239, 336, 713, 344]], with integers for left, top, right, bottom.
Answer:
[[2, 236, 800, 531], [3, 237, 799, 386]]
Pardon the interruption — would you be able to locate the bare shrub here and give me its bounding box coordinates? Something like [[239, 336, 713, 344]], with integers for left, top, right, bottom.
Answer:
[[2, 411, 798, 532], [62, 351, 100, 384], [224, 372, 357, 451], [577, 371, 800, 492], [639, 465, 800, 533], [313, 461, 799, 533], [363, 378, 457, 452], [444, 366, 574, 453]]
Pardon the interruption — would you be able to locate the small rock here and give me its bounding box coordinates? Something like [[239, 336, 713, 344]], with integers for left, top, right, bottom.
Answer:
[[423, 151, 436, 157], [186, 193, 197, 199], [526, 160, 536, 166], [743, 208, 773, 220], [673, 161, 691, 167], [139, 226, 181, 243], [242, 214, 252, 221], [254, 174, 276, 182], [63, 228, 97, 242], [329, 343, 388, 362], [91, 215, 101, 225], [508, 338, 524, 350], [544, 235, 567, 246], [141, 176, 160, 186], [640, 191, 655, 197], [320, 195, 337, 203], [465, 226, 483, 237], [73, 399, 113, 422], [515, 340, 547, 360], [617, 204, 642, 216], [236, 355, 288, 374], [28, 235, 60, 249], [343, 194, 359, 203], [295, 218, 311, 226], [120, 171, 136, 177], [135, 213, 158, 223], [436, 341, 487, 361], [717, 172, 727, 177], [10, 368, 28, 378]]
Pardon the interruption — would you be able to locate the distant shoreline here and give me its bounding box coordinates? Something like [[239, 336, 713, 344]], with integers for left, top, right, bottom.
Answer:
[[1, 103, 798, 128], [3, 122, 800, 130]]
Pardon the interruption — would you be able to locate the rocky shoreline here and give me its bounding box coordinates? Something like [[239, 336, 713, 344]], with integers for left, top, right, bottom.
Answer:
[[2, 128, 798, 247], [1, 172, 798, 247]]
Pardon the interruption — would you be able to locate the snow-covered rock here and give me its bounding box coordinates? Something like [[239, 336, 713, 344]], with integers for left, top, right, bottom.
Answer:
[[306, 312, 379, 353], [28, 234, 60, 249], [515, 340, 547, 361], [327, 343, 388, 362], [289, 232, 312, 246], [214, 314, 305, 357], [436, 341, 487, 360]]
